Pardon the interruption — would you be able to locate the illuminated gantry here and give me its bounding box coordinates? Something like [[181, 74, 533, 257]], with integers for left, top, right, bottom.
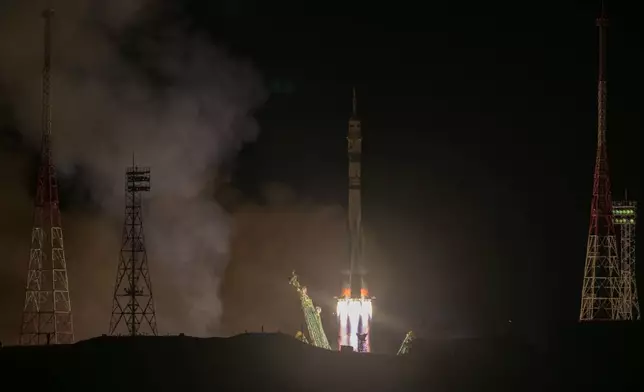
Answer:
[[613, 201, 640, 319]]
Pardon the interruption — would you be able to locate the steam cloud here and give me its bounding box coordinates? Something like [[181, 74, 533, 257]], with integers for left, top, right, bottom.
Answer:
[[0, 0, 266, 340], [221, 184, 350, 336]]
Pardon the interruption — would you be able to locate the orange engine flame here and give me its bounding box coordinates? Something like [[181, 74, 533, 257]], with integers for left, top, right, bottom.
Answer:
[[360, 288, 369, 297], [342, 288, 351, 298]]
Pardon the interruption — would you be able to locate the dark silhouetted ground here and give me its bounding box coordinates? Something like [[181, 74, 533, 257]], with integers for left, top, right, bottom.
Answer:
[[1, 323, 643, 391]]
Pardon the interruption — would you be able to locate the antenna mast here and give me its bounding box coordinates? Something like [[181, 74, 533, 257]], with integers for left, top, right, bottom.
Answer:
[[109, 163, 158, 336], [579, 4, 627, 320], [19, 6, 75, 345]]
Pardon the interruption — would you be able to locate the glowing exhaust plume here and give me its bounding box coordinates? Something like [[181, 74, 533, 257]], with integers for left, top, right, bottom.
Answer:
[[336, 296, 372, 352]]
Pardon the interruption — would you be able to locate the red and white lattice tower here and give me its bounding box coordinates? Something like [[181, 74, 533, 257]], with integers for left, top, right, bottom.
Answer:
[[579, 4, 628, 321], [19, 7, 75, 345]]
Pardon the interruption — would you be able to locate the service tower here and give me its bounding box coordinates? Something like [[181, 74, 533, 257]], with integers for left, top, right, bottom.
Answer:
[[613, 199, 640, 319], [337, 89, 373, 353]]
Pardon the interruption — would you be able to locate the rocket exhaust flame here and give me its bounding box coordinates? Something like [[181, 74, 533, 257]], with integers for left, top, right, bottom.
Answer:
[[337, 297, 372, 352]]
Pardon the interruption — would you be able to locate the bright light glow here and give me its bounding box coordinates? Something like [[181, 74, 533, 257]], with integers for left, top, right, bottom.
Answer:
[[337, 297, 373, 353]]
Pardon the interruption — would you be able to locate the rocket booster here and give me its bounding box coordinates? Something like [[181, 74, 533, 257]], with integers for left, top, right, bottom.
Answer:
[[346, 88, 365, 298]]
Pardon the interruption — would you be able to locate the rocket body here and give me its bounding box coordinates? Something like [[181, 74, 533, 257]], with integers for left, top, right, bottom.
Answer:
[[347, 110, 363, 297], [337, 89, 372, 353]]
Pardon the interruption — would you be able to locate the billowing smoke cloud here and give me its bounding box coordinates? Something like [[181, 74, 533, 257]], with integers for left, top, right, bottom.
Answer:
[[0, 0, 266, 340], [221, 183, 349, 336]]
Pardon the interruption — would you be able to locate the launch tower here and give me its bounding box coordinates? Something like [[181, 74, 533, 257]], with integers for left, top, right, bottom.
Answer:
[[109, 164, 158, 336], [613, 199, 640, 319], [19, 7, 75, 345], [579, 5, 628, 320], [289, 271, 331, 349], [337, 89, 373, 352]]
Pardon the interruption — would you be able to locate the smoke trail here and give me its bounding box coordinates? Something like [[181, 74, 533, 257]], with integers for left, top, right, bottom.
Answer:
[[0, 0, 266, 338]]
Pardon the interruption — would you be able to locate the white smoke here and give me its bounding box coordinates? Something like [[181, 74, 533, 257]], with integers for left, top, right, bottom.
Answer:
[[0, 0, 267, 337]]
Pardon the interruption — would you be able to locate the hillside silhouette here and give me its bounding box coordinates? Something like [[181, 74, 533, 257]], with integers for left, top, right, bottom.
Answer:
[[1, 323, 643, 391]]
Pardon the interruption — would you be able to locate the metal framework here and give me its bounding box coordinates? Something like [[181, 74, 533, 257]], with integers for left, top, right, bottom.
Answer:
[[19, 7, 75, 345], [289, 271, 331, 350], [579, 6, 627, 321], [613, 200, 640, 319], [294, 330, 309, 344], [397, 330, 415, 356], [109, 165, 158, 336]]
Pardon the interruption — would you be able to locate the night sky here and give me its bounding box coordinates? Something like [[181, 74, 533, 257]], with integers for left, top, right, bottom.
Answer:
[[214, 1, 644, 347], [1, 0, 644, 352]]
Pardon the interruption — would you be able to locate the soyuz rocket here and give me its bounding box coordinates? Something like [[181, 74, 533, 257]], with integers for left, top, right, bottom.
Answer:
[[345, 87, 366, 299], [337, 88, 373, 353]]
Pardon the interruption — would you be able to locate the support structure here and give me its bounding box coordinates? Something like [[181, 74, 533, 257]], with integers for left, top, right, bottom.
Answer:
[[289, 271, 331, 350], [19, 7, 75, 345], [613, 200, 640, 319], [397, 331, 415, 356], [337, 88, 373, 352], [109, 165, 158, 336], [294, 330, 309, 344], [579, 5, 626, 321]]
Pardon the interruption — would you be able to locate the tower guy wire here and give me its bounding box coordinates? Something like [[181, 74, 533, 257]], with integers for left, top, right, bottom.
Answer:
[[19, 6, 75, 345], [109, 163, 158, 336]]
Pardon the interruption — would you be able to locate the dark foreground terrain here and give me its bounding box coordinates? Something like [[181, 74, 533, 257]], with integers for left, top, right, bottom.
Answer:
[[1, 323, 643, 391]]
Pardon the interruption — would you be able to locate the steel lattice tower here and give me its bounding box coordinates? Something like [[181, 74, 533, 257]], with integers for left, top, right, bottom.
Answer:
[[289, 271, 331, 349], [613, 199, 640, 319], [19, 7, 75, 345], [579, 5, 626, 321], [109, 165, 158, 336]]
